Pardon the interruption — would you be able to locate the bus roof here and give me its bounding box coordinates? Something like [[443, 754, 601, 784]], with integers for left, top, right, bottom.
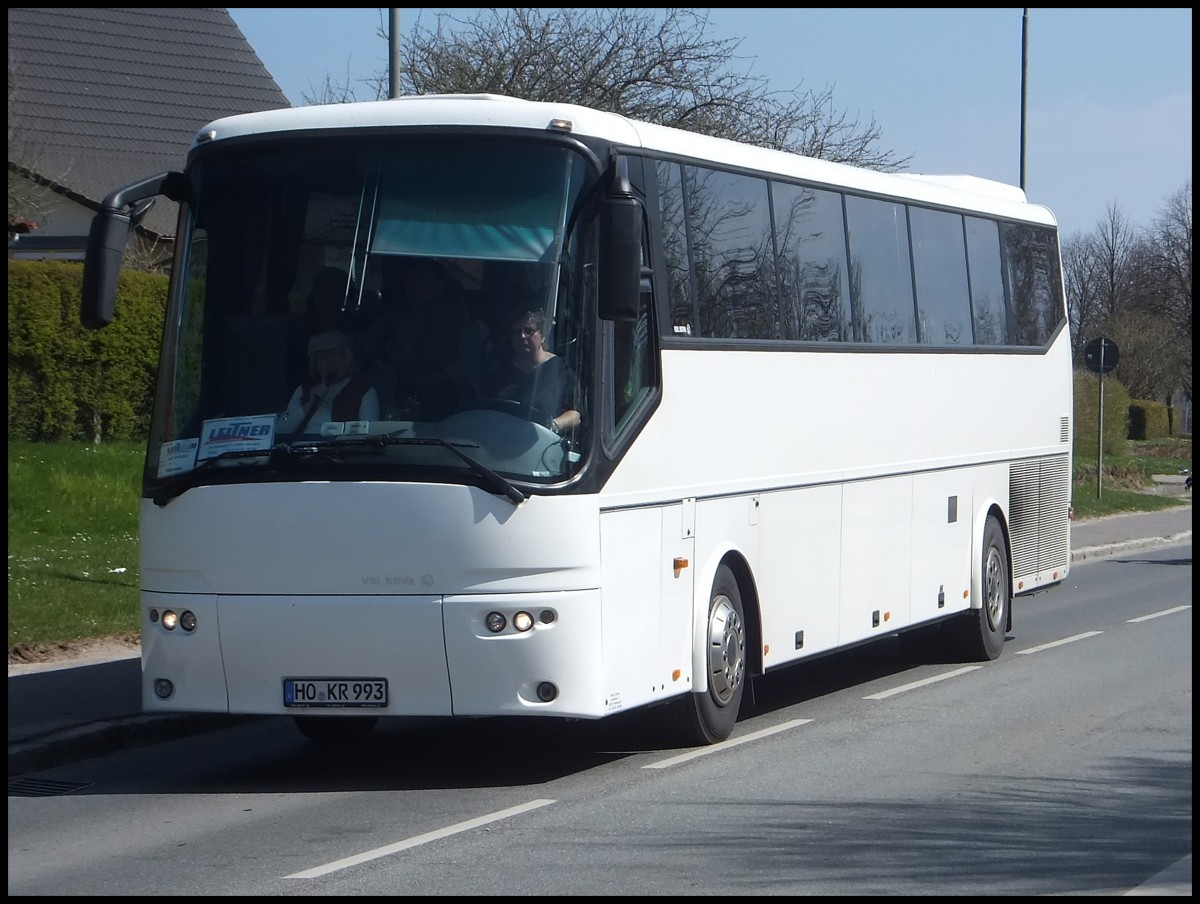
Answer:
[[193, 93, 1056, 226]]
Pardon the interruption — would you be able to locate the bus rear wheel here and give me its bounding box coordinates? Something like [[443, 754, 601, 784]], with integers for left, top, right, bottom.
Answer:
[[671, 564, 747, 746]]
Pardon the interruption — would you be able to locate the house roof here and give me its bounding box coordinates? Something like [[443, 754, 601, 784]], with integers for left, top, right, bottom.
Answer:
[[7, 7, 291, 238]]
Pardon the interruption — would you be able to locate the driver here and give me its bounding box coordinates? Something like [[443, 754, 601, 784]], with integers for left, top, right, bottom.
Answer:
[[483, 309, 581, 435]]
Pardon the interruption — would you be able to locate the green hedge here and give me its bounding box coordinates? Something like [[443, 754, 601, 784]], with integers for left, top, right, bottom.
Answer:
[[1128, 399, 1172, 440], [8, 260, 167, 442], [1073, 368, 1129, 458], [1167, 405, 1183, 436]]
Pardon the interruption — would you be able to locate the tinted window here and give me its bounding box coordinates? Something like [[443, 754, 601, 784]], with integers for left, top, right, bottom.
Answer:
[[909, 207, 971, 346], [683, 166, 776, 339], [656, 161, 694, 338], [964, 216, 1009, 345], [773, 183, 851, 341], [845, 196, 916, 344], [652, 159, 1060, 351], [1004, 223, 1063, 346]]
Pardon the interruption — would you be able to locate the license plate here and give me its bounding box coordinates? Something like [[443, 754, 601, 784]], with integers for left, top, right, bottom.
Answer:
[[283, 677, 388, 708]]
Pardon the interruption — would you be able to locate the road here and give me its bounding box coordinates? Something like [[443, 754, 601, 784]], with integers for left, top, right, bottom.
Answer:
[[7, 542, 1190, 895]]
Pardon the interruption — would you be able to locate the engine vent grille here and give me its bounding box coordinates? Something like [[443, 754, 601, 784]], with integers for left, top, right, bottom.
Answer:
[[1009, 453, 1071, 578]]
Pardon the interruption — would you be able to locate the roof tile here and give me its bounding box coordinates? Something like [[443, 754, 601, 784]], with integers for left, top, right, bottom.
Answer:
[[8, 7, 291, 237]]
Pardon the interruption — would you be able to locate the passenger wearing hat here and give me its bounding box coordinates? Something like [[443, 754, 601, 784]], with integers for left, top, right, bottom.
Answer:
[[278, 330, 380, 433]]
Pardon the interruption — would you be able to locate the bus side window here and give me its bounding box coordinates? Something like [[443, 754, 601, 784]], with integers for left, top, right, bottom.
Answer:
[[613, 250, 655, 431]]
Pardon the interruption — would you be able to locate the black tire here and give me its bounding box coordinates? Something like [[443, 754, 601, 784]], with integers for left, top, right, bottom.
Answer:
[[947, 515, 1010, 661], [293, 715, 378, 744], [670, 564, 747, 745]]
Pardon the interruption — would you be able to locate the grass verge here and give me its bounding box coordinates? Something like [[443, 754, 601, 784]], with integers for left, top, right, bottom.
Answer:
[[8, 440, 143, 649], [1070, 436, 1192, 520]]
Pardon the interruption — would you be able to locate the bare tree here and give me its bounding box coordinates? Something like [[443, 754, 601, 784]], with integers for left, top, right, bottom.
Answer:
[[1093, 202, 1141, 319], [1062, 233, 1108, 362], [1062, 204, 1136, 364], [1104, 307, 1185, 401], [309, 8, 910, 172], [1136, 181, 1192, 402], [1065, 185, 1192, 404], [1140, 182, 1192, 345]]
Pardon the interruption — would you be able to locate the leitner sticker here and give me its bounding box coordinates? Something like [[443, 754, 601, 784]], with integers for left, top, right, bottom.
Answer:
[[197, 414, 277, 460]]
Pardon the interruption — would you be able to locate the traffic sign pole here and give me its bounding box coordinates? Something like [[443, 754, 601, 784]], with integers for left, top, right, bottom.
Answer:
[[1084, 337, 1120, 500], [1097, 355, 1104, 499]]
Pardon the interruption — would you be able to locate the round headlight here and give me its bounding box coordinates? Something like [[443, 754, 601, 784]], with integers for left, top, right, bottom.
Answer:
[[485, 611, 507, 633], [180, 610, 197, 632], [513, 611, 534, 632], [161, 610, 178, 630]]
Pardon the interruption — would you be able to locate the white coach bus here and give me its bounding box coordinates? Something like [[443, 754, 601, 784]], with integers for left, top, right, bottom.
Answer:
[[81, 94, 1072, 746]]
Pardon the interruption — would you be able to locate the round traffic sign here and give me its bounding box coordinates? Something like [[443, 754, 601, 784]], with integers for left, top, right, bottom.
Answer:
[[1084, 337, 1119, 374]]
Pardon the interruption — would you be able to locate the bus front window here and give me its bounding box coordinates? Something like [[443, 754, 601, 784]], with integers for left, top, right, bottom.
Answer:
[[145, 135, 595, 496]]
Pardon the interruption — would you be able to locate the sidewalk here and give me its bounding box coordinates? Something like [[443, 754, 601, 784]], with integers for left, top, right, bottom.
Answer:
[[1068, 498, 1192, 561], [9, 502, 1192, 778]]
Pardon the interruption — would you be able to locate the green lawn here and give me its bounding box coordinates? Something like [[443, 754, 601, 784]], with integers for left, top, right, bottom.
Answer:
[[8, 441, 144, 648], [1070, 436, 1192, 520]]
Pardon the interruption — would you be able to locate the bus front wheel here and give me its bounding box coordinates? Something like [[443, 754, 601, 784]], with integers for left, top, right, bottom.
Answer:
[[948, 514, 1010, 661], [671, 564, 747, 745]]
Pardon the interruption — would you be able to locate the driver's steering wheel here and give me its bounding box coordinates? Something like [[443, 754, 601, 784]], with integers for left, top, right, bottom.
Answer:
[[460, 398, 553, 429]]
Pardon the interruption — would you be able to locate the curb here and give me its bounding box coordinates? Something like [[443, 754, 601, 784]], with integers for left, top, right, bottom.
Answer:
[[7, 714, 259, 777], [1071, 531, 1192, 563]]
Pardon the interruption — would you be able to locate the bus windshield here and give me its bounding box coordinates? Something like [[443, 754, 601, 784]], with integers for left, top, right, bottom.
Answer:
[[147, 134, 596, 498]]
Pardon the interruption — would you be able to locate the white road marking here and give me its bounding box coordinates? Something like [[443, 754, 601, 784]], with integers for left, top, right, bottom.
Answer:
[[863, 665, 983, 699], [643, 719, 812, 769], [284, 798, 556, 879], [1128, 605, 1191, 623], [1014, 630, 1103, 654]]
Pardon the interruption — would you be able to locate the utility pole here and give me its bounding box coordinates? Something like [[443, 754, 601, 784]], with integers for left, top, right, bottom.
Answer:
[[1020, 8, 1029, 191], [389, 8, 401, 99]]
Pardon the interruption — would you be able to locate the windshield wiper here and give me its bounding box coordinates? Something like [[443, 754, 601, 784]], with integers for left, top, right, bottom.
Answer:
[[288, 435, 526, 505], [369, 435, 527, 506], [151, 442, 353, 506]]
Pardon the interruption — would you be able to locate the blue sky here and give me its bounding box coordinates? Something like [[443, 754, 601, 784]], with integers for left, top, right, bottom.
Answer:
[[227, 8, 1191, 240]]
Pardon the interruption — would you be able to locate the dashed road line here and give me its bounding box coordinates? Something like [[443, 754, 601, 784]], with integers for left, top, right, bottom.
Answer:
[[643, 719, 812, 769], [863, 665, 982, 700], [1128, 605, 1191, 623], [1014, 630, 1103, 655], [285, 798, 556, 879]]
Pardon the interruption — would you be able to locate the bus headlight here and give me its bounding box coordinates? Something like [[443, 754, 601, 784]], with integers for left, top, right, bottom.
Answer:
[[161, 610, 178, 630], [512, 611, 534, 632], [180, 610, 197, 632], [485, 612, 506, 633]]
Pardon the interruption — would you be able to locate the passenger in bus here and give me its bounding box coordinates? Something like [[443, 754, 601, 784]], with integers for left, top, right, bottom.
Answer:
[[278, 330, 380, 433], [482, 309, 581, 435]]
